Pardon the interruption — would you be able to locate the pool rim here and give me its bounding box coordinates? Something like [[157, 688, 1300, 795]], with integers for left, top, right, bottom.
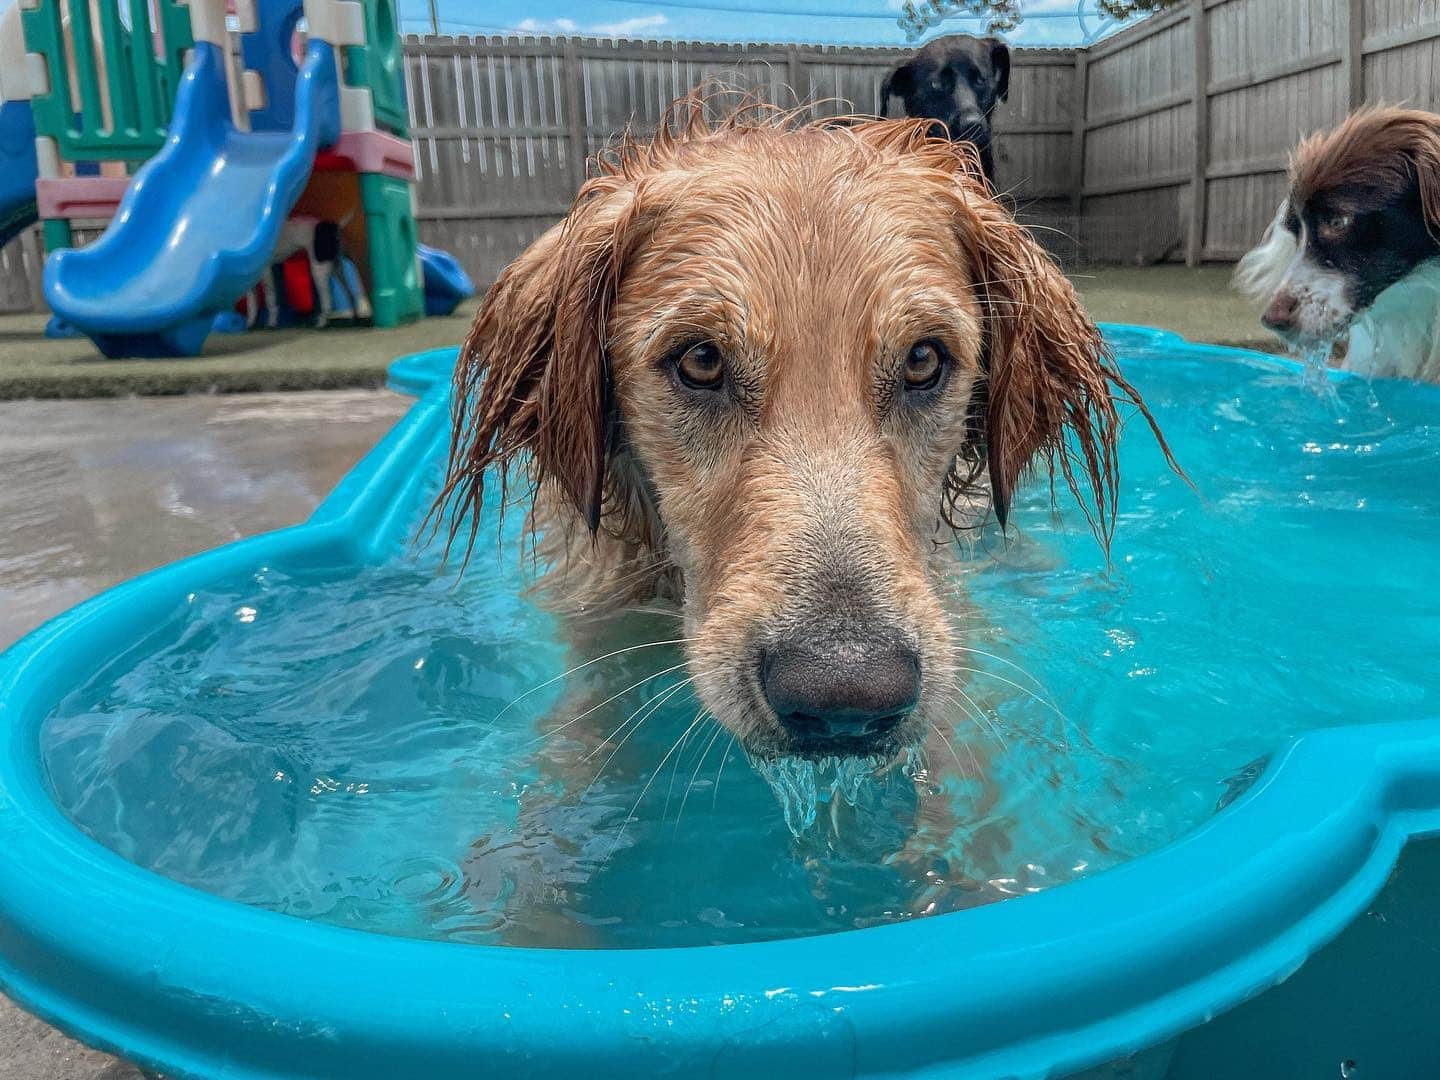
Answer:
[[2, 325, 1438, 1079]]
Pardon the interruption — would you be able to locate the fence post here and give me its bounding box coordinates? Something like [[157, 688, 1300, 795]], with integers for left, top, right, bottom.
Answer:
[[786, 44, 804, 111], [1070, 49, 1088, 246], [1186, 0, 1209, 266], [1342, 0, 1365, 109], [20, 227, 46, 313], [561, 38, 588, 191]]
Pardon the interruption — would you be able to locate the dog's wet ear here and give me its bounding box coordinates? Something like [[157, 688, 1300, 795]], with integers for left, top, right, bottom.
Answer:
[[879, 61, 915, 118], [987, 38, 1011, 103], [949, 175, 1173, 543], [1411, 113, 1440, 237], [434, 179, 646, 558]]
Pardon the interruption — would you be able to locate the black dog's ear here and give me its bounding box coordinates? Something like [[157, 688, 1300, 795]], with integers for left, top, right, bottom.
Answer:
[[879, 61, 914, 117], [987, 37, 1011, 102]]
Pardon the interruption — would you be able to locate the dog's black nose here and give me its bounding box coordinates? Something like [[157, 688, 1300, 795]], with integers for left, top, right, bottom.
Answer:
[[760, 639, 920, 746]]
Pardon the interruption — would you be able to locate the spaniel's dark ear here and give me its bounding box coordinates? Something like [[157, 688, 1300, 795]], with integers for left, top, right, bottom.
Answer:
[[1412, 113, 1440, 236], [988, 38, 1011, 102], [433, 179, 643, 559], [880, 61, 915, 117]]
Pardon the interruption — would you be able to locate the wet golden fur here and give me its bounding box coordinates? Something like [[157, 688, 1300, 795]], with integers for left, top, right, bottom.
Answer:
[[435, 97, 1168, 761]]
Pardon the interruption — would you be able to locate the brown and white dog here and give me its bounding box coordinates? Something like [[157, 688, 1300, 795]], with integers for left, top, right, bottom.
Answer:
[[245, 214, 372, 329], [1234, 106, 1440, 381], [436, 100, 1167, 769]]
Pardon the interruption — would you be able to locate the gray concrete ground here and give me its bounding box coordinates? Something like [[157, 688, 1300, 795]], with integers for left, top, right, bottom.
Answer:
[[0, 389, 410, 1078]]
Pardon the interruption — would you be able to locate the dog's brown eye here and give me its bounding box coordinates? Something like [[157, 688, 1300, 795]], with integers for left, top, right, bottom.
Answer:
[[1318, 213, 1353, 241], [903, 340, 946, 391], [674, 341, 725, 390]]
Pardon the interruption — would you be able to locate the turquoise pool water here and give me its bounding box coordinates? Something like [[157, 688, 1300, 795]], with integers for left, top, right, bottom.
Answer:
[[38, 346, 1440, 949]]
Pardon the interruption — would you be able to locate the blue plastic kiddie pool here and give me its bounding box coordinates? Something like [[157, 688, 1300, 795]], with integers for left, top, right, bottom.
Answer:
[[2, 327, 1439, 1078]]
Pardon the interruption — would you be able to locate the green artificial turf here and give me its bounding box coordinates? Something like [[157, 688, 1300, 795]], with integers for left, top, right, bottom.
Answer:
[[0, 265, 1279, 400]]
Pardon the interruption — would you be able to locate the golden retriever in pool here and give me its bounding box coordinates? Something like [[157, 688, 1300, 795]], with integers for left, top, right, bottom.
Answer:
[[435, 98, 1168, 774]]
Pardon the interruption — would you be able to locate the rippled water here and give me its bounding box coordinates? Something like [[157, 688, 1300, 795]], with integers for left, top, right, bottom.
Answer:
[[39, 343, 1440, 948]]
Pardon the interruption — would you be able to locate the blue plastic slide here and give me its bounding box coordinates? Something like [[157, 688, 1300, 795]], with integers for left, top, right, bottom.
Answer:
[[44, 40, 340, 357], [0, 99, 38, 250], [417, 244, 475, 317]]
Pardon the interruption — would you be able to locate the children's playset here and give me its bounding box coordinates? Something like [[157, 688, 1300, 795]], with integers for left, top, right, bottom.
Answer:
[[0, 0, 472, 357]]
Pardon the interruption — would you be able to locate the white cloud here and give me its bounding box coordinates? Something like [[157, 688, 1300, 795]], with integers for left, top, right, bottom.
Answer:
[[589, 13, 669, 37], [514, 17, 579, 33], [512, 11, 668, 39]]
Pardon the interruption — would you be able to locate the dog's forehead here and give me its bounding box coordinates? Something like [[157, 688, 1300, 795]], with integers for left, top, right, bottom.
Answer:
[[616, 188, 975, 351], [921, 35, 990, 71], [600, 132, 988, 367], [640, 148, 970, 274]]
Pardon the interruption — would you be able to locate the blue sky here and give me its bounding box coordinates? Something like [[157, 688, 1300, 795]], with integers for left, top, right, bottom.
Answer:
[[396, 1, 1144, 47], [0, 0, 1141, 49]]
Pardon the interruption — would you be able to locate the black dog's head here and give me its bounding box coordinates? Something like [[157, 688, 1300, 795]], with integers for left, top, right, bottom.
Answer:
[[880, 35, 1011, 179]]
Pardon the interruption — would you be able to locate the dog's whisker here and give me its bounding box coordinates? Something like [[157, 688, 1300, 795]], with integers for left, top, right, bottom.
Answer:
[[958, 734, 984, 777], [615, 605, 686, 622], [930, 720, 984, 779], [949, 682, 1010, 751], [951, 665, 1071, 726], [602, 712, 708, 868], [662, 708, 708, 821], [946, 643, 1051, 694], [710, 731, 739, 811], [494, 638, 693, 722], [581, 679, 694, 771], [582, 673, 697, 770], [583, 668, 718, 798], [527, 660, 690, 747], [943, 667, 1087, 758], [936, 687, 1007, 752], [674, 715, 725, 832], [934, 684, 995, 735], [929, 721, 967, 773]]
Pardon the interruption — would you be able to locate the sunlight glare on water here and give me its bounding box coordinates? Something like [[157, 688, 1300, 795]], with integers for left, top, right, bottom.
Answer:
[[39, 341, 1440, 948]]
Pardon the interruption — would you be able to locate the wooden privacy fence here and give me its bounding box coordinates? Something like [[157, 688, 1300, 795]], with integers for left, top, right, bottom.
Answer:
[[3, 1, 1438, 309], [405, 0, 1440, 286], [1077, 0, 1440, 263], [402, 37, 1081, 285]]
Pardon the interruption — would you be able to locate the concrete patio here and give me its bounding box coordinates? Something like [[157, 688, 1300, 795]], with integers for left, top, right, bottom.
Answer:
[[0, 388, 410, 1078]]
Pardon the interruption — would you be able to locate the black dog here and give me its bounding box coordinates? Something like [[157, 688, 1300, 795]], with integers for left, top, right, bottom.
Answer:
[[879, 34, 1010, 185]]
